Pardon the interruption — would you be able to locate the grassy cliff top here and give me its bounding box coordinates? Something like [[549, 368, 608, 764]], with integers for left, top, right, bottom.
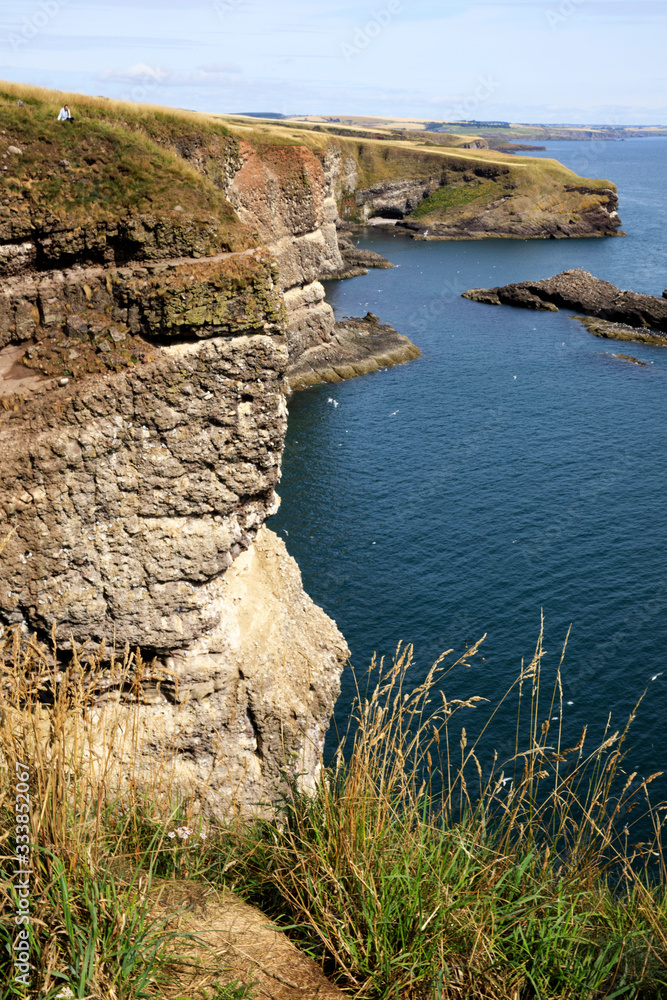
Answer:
[[0, 81, 252, 251], [208, 110, 615, 187], [0, 82, 618, 254], [209, 111, 616, 224], [285, 113, 667, 143]]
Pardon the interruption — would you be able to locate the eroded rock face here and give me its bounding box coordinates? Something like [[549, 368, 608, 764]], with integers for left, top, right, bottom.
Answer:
[[226, 142, 344, 359], [99, 527, 347, 815], [354, 176, 443, 221], [463, 269, 667, 333], [0, 212, 250, 276], [0, 252, 288, 653]]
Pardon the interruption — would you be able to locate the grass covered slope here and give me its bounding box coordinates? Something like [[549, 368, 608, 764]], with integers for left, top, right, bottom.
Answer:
[[404, 151, 620, 238], [218, 112, 621, 240], [0, 81, 253, 262]]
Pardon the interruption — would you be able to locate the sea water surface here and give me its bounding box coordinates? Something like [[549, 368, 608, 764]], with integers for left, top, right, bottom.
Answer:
[[269, 138, 667, 796]]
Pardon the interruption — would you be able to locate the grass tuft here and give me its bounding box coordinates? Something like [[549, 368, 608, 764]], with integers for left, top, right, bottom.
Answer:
[[228, 629, 667, 998], [0, 619, 665, 998]]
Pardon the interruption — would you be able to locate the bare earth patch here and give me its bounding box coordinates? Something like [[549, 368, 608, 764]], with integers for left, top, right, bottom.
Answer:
[[155, 882, 345, 1000]]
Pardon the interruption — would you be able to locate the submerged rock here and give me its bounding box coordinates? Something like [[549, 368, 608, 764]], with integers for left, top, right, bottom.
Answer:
[[611, 353, 649, 366]]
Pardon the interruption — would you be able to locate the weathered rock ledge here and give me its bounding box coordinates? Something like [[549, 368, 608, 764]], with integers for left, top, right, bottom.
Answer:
[[463, 269, 667, 344], [287, 314, 420, 391], [574, 315, 667, 347], [321, 234, 394, 280]]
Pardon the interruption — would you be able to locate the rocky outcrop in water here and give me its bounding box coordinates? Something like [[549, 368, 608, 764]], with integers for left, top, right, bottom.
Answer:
[[288, 313, 420, 391], [575, 316, 667, 347], [401, 184, 621, 241], [463, 269, 667, 342], [335, 154, 621, 241], [321, 233, 394, 280]]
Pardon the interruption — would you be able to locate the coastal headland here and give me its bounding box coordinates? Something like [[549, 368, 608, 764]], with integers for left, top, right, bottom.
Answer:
[[0, 82, 627, 814]]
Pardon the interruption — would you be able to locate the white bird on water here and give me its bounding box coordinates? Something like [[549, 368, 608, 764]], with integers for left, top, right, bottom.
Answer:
[[651, 671, 664, 682], [327, 398, 339, 408], [389, 410, 399, 416]]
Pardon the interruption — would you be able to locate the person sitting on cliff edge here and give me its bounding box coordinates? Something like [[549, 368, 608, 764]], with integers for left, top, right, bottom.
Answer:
[[57, 104, 74, 123]]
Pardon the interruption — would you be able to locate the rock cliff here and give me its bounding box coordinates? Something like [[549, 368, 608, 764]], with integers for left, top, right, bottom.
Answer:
[[224, 143, 343, 360], [0, 83, 626, 812], [0, 86, 356, 812], [318, 137, 621, 240]]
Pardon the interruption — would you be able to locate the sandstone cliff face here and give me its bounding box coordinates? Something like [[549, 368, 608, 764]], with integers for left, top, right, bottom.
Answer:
[[0, 241, 348, 810], [97, 526, 347, 816], [225, 143, 344, 361], [0, 252, 285, 650], [0, 95, 357, 812]]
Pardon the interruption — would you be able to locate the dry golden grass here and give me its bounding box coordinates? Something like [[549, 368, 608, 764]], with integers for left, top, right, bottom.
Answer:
[[0, 615, 666, 998], [234, 625, 667, 998]]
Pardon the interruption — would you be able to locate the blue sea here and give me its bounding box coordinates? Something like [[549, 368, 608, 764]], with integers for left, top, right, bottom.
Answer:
[[269, 138, 667, 800]]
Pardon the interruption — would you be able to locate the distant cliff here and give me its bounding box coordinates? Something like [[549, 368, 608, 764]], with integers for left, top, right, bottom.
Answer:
[[232, 116, 622, 241]]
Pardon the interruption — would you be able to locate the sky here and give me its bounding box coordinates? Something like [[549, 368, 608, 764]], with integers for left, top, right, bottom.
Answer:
[[0, 0, 666, 124]]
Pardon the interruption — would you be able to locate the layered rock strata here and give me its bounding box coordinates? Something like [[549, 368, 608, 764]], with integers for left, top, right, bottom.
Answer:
[[352, 176, 444, 223], [463, 270, 667, 344], [0, 251, 285, 649], [225, 143, 344, 360], [288, 314, 420, 391], [0, 241, 348, 812]]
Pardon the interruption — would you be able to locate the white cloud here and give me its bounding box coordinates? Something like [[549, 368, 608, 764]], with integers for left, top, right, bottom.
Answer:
[[100, 62, 169, 84], [99, 62, 245, 89], [198, 61, 241, 73]]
